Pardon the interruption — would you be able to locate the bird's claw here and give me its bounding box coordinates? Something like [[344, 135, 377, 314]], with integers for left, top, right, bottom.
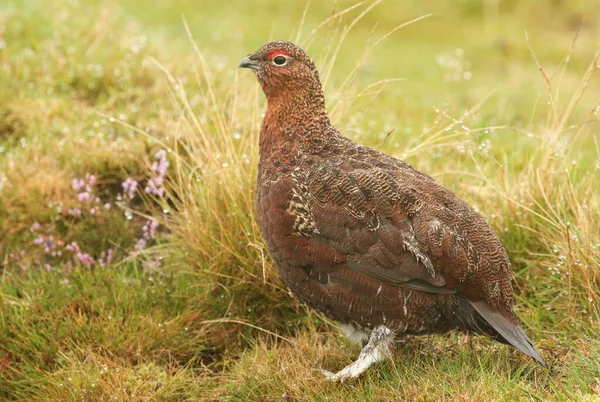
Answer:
[[314, 367, 358, 382]]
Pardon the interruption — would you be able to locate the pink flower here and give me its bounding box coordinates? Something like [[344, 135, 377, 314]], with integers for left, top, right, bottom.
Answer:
[[142, 219, 159, 240], [65, 242, 95, 268], [72, 179, 85, 192], [72, 174, 96, 193], [99, 248, 114, 268], [84, 174, 96, 191], [134, 238, 147, 251], [154, 149, 167, 161], [30, 222, 41, 231], [77, 253, 95, 268], [65, 242, 80, 253], [69, 208, 82, 217], [145, 149, 168, 196], [152, 151, 169, 177], [145, 177, 165, 196], [8, 251, 24, 261], [121, 177, 138, 199], [34, 235, 61, 256], [142, 257, 160, 270], [77, 192, 92, 203]]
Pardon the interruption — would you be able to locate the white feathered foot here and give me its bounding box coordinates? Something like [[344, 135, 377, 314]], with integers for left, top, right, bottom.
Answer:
[[320, 325, 395, 382]]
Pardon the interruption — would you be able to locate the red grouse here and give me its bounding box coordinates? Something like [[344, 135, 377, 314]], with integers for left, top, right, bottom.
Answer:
[[240, 41, 545, 381]]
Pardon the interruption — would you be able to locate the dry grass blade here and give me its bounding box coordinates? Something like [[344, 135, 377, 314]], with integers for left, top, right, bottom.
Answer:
[[402, 89, 499, 159], [555, 50, 600, 139], [321, 0, 384, 88], [301, 2, 366, 47], [198, 319, 295, 343]]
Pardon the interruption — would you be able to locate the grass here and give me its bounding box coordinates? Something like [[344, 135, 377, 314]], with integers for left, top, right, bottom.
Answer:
[[1, 0, 599, 400]]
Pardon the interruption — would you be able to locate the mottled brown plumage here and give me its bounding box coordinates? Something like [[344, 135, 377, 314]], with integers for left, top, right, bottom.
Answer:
[[240, 41, 545, 380]]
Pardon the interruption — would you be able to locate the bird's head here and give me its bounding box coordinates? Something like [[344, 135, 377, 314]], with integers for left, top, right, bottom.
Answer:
[[239, 41, 323, 100]]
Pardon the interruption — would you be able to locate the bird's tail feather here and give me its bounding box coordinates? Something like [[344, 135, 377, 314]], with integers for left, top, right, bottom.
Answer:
[[469, 300, 546, 367]]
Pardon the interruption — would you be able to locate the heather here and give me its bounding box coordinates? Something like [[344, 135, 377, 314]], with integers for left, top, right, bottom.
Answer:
[[0, 0, 599, 400]]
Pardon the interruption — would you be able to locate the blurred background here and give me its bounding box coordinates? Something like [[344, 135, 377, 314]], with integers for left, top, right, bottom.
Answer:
[[1, 0, 599, 400]]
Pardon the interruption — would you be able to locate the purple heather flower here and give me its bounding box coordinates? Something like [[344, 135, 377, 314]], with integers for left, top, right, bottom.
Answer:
[[152, 151, 169, 177], [134, 238, 147, 251], [145, 177, 165, 196], [30, 222, 41, 231], [99, 248, 114, 268], [103, 203, 111, 210], [72, 179, 85, 192], [69, 208, 82, 217], [34, 235, 61, 256], [142, 257, 160, 270], [77, 253, 95, 268], [72, 174, 96, 193], [84, 174, 97, 192], [121, 177, 138, 199], [8, 251, 24, 261], [77, 192, 92, 203], [152, 161, 168, 178], [142, 219, 159, 240], [65, 242, 95, 268], [145, 149, 169, 196], [154, 149, 167, 162]]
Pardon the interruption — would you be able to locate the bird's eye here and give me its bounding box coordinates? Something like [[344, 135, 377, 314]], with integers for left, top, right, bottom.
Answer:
[[273, 55, 287, 66]]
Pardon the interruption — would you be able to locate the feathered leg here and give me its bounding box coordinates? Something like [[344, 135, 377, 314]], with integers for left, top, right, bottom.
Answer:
[[320, 325, 395, 382]]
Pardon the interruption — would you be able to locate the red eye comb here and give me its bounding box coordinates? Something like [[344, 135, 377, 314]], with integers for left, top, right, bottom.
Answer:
[[268, 51, 291, 59]]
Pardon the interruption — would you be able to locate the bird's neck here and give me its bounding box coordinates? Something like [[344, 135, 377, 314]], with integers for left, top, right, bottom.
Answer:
[[259, 89, 331, 157]]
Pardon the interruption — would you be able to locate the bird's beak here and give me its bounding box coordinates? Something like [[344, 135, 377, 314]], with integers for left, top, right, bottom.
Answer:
[[239, 57, 259, 71]]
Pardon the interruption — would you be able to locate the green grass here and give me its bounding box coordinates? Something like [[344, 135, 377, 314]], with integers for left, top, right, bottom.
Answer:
[[1, 0, 599, 400]]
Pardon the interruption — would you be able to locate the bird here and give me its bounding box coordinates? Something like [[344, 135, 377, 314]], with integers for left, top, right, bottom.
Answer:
[[239, 41, 545, 382]]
